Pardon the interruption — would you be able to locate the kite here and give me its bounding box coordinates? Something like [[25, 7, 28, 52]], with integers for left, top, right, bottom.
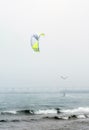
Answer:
[[60, 76, 69, 80], [31, 33, 45, 52]]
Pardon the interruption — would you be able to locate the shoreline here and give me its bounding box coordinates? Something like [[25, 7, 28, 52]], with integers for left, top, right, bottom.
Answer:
[[21, 118, 89, 130], [0, 116, 89, 130]]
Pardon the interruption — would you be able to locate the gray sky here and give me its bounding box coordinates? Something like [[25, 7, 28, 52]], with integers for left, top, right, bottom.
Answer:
[[0, 0, 89, 92]]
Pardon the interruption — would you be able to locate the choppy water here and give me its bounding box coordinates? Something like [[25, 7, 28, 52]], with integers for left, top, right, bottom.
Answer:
[[0, 91, 89, 129]]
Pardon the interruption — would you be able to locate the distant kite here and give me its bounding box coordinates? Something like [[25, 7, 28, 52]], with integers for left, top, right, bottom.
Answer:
[[60, 76, 69, 80], [31, 33, 45, 52]]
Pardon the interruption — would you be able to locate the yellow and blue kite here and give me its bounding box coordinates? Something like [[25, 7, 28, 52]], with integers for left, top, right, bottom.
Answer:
[[31, 33, 45, 52]]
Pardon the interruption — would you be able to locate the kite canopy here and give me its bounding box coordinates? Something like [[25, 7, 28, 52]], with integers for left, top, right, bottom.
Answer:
[[39, 33, 45, 37], [31, 33, 45, 52], [32, 41, 39, 52]]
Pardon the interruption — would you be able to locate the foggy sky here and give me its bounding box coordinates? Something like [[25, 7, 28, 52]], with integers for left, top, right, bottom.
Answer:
[[0, 0, 89, 91]]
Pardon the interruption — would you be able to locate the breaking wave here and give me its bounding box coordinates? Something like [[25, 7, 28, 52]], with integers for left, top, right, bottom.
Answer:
[[61, 107, 89, 115], [1, 107, 89, 120]]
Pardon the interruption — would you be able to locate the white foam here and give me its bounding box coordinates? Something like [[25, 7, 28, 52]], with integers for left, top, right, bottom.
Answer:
[[61, 107, 89, 114], [62, 116, 69, 120], [77, 115, 86, 119], [2, 110, 17, 114], [35, 109, 57, 115]]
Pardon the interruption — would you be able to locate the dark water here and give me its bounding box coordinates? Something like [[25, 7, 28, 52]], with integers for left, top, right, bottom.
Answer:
[[0, 91, 89, 129]]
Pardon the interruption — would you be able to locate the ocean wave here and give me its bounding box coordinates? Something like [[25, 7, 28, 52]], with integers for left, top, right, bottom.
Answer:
[[17, 110, 34, 114], [1, 110, 17, 115], [0, 114, 89, 123], [43, 114, 89, 120], [1, 110, 34, 115], [35, 109, 57, 115], [0, 108, 60, 115], [1, 107, 89, 120], [61, 107, 89, 114]]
